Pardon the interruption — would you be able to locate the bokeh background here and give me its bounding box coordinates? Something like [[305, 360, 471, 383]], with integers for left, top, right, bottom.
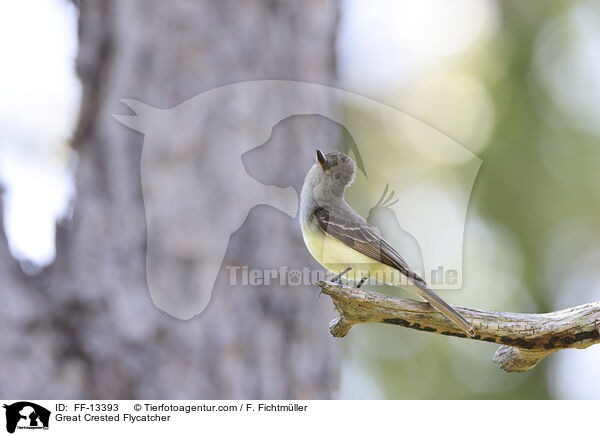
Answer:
[[1, 0, 599, 399]]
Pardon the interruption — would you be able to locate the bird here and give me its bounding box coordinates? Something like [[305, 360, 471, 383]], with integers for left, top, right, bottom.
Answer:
[[299, 149, 474, 336]]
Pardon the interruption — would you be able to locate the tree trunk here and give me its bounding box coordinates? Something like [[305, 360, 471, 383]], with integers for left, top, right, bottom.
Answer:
[[0, 0, 340, 399]]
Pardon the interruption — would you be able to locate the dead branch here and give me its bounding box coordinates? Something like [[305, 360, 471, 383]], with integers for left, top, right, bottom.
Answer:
[[317, 280, 600, 372]]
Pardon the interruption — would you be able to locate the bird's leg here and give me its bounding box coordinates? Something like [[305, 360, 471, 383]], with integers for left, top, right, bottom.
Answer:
[[331, 266, 352, 289], [356, 277, 367, 288], [331, 266, 352, 283], [319, 266, 352, 297]]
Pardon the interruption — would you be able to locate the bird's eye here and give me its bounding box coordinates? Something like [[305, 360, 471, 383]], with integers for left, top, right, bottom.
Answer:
[[335, 172, 342, 181]]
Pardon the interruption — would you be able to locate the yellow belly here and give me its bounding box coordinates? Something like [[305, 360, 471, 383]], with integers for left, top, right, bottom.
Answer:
[[302, 220, 405, 286]]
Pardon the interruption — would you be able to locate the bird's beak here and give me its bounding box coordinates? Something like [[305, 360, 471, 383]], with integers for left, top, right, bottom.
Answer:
[[316, 149, 329, 172]]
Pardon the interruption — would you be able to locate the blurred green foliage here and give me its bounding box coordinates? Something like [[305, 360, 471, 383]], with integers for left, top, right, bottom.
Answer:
[[340, 0, 600, 399]]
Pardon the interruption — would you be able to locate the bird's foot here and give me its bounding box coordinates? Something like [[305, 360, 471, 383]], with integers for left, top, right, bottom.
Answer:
[[331, 266, 352, 289]]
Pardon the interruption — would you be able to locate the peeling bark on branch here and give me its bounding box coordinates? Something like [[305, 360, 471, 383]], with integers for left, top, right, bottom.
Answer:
[[317, 280, 600, 373]]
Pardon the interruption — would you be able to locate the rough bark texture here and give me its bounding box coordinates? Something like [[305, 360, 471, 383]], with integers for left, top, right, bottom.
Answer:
[[319, 280, 600, 372], [0, 0, 340, 399]]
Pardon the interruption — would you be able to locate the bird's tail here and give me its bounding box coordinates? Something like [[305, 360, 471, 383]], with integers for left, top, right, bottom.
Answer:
[[412, 280, 474, 337]]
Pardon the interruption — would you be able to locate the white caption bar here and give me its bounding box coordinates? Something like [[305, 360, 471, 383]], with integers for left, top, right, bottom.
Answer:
[[0, 400, 596, 435]]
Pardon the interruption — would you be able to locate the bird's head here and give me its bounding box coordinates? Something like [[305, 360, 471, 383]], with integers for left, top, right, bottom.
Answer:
[[307, 149, 356, 200]]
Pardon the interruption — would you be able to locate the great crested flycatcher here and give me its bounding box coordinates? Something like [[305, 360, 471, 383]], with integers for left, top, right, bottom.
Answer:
[[300, 149, 474, 336]]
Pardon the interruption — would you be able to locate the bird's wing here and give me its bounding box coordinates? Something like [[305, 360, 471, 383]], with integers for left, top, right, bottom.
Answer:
[[313, 204, 474, 336], [313, 205, 426, 285]]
